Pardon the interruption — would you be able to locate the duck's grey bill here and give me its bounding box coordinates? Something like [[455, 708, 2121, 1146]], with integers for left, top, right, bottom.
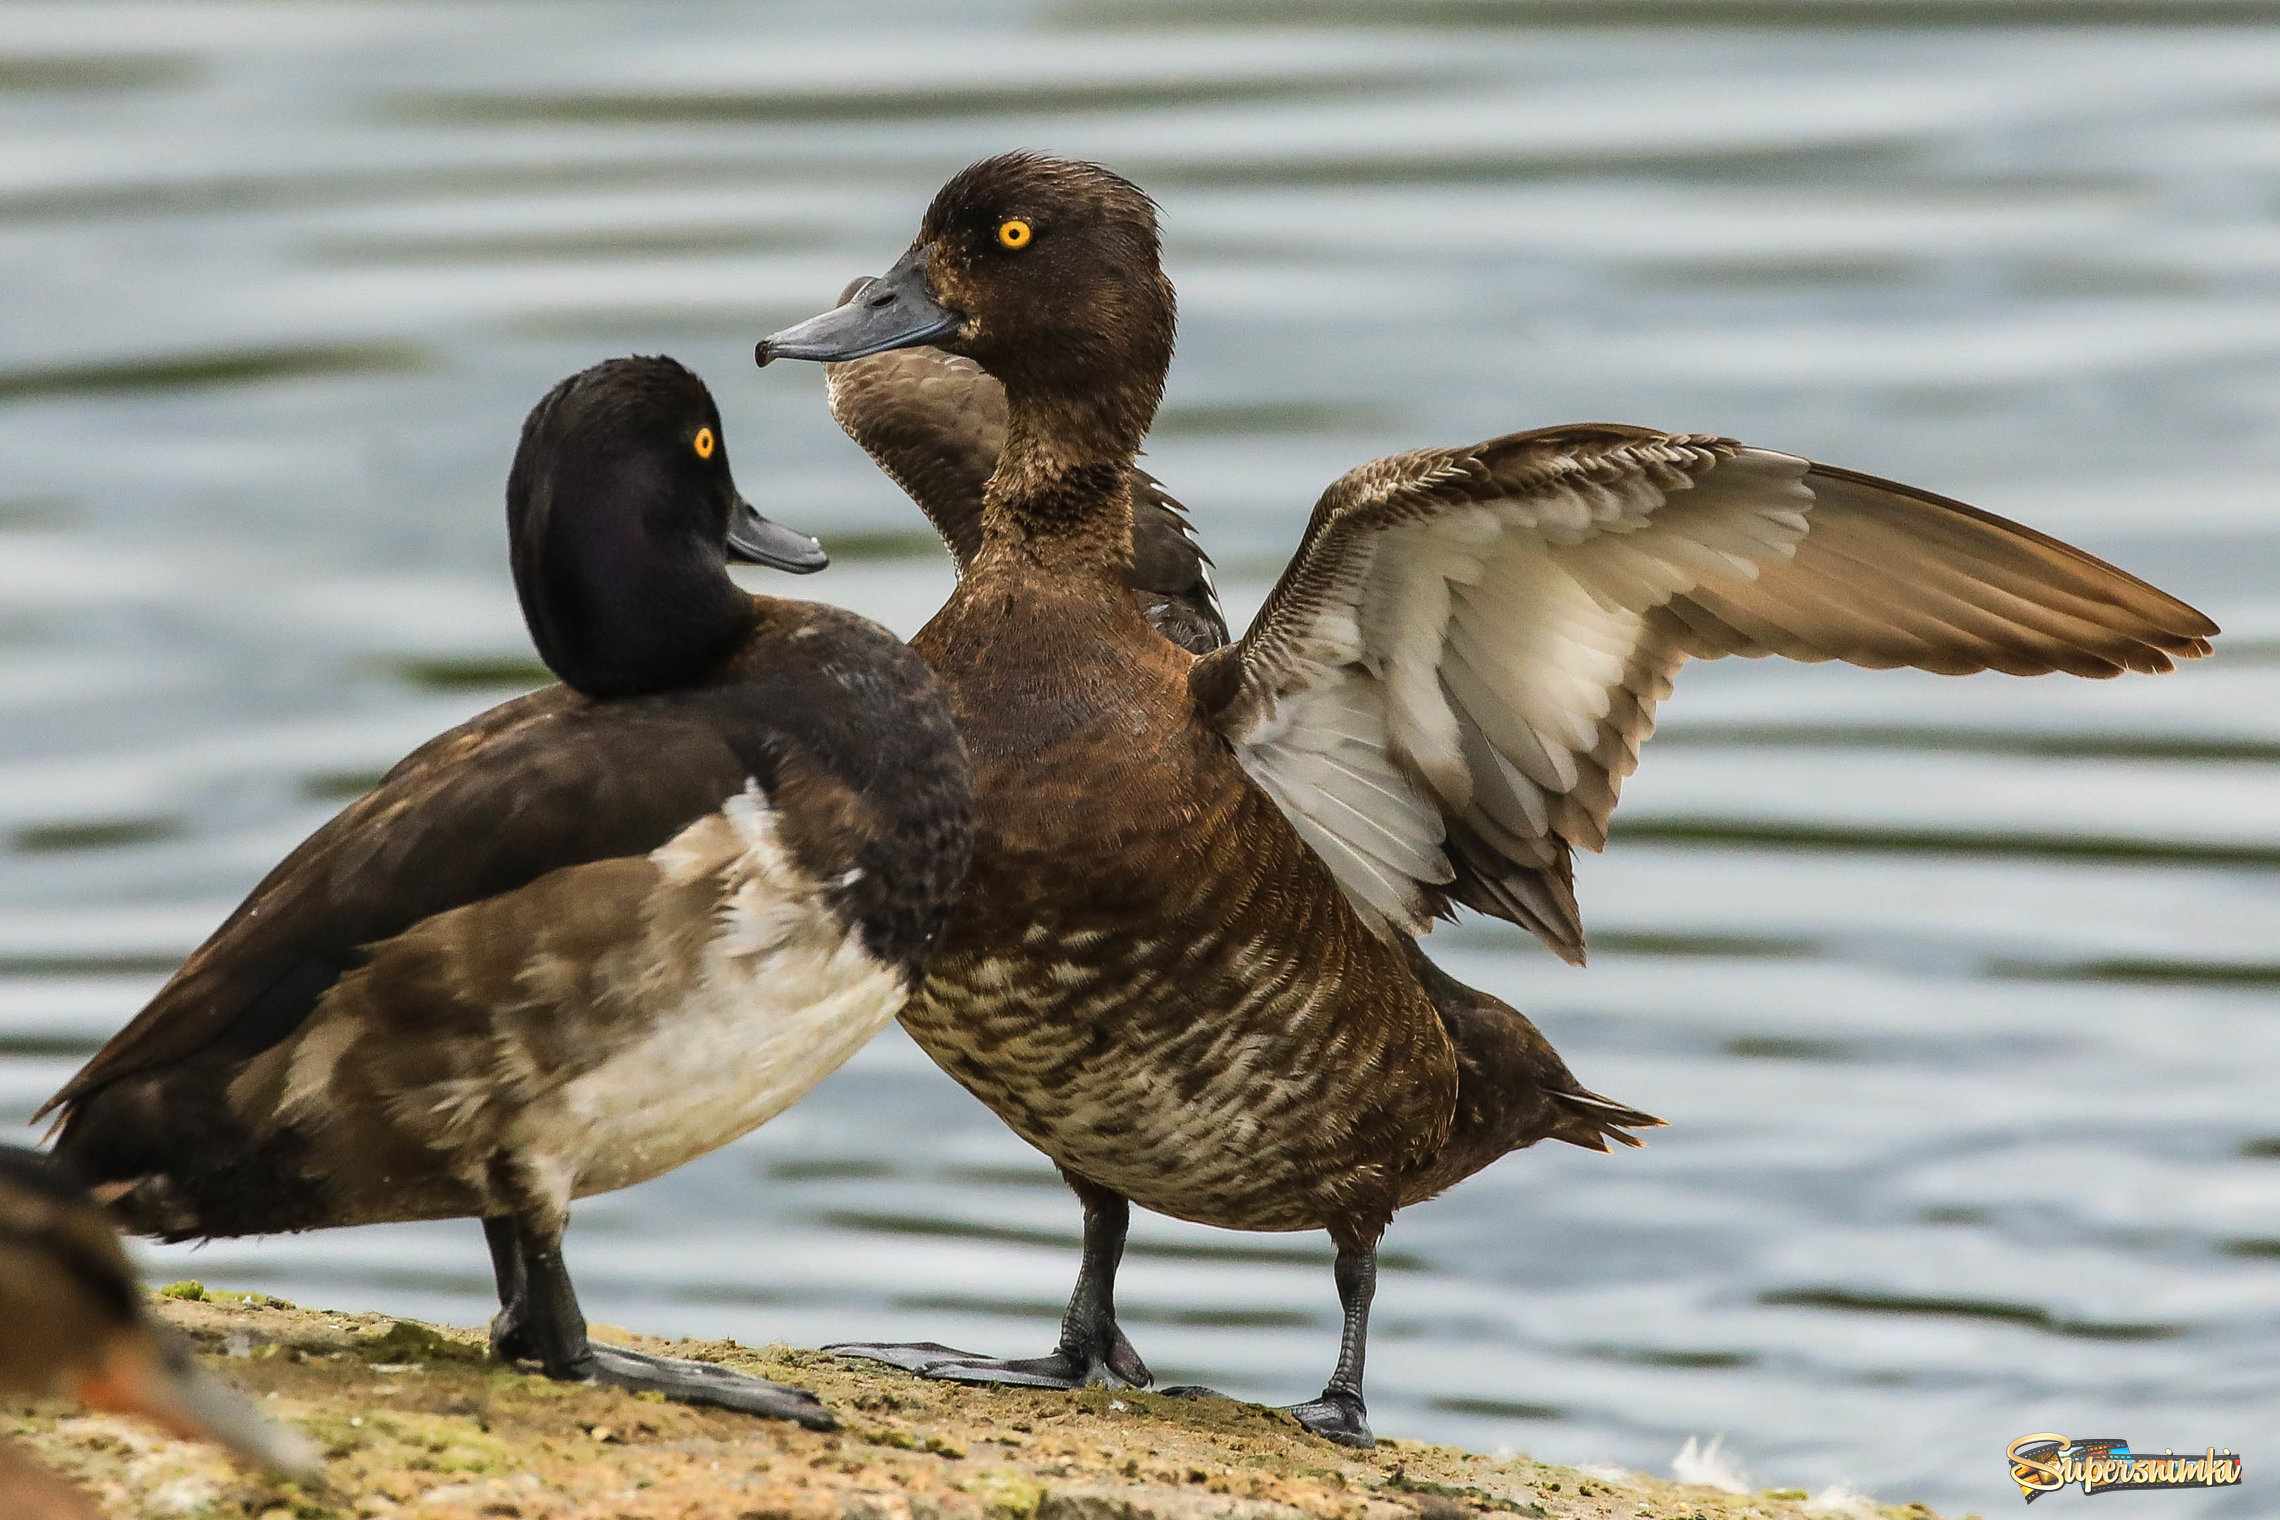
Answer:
[[156, 1330, 322, 1479], [756, 246, 960, 366], [726, 496, 828, 573]]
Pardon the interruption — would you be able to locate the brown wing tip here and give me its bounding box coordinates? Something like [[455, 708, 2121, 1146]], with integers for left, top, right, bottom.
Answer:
[[33, 1061, 105, 1124], [1803, 462, 2223, 672], [2125, 615, 2219, 667], [2103, 627, 2216, 677]]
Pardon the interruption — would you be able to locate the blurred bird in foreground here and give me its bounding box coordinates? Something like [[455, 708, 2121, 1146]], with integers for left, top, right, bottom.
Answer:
[[0, 1144, 319, 1514]]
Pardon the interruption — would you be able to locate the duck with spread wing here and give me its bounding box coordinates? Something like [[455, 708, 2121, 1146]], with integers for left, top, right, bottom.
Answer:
[[756, 152, 2215, 1447]]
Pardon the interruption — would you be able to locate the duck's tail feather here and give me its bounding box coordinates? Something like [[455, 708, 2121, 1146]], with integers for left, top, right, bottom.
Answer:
[[1547, 1087, 1665, 1152]]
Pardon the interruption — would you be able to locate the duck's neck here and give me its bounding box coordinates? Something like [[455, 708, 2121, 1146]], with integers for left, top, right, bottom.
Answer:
[[977, 385, 1149, 584], [516, 494, 756, 699]]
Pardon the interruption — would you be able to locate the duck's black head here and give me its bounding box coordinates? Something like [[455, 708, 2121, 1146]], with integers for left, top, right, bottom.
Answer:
[[759, 153, 1175, 461], [507, 356, 828, 700]]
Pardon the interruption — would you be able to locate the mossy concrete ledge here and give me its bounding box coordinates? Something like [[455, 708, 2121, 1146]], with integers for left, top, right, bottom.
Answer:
[[3, 1291, 1956, 1520]]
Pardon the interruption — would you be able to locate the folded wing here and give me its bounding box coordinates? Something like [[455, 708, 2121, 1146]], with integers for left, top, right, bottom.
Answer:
[[39, 688, 758, 1120], [1190, 424, 2217, 960]]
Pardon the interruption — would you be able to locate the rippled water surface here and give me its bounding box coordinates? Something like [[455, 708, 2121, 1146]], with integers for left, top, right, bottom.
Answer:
[[3, 3, 2278, 1513]]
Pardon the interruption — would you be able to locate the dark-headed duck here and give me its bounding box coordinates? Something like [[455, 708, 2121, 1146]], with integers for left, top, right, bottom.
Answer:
[[0, 1144, 318, 1485], [39, 357, 972, 1429], [755, 153, 2214, 1446]]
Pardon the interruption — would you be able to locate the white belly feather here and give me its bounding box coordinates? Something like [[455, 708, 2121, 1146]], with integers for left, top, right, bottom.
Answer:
[[546, 783, 905, 1198]]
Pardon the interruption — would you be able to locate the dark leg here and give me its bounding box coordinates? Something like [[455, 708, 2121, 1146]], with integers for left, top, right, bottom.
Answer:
[[496, 1216, 836, 1430], [828, 1177, 1152, 1389], [1285, 1245, 1376, 1448], [482, 1216, 538, 1363]]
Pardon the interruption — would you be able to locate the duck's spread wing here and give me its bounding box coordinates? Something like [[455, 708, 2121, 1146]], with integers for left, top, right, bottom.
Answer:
[[39, 688, 755, 1119], [1190, 424, 2217, 960], [826, 345, 1228, 653]]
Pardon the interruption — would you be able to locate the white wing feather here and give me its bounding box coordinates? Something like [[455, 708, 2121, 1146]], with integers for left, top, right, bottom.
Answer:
[[1202, 428, 2212, 955]]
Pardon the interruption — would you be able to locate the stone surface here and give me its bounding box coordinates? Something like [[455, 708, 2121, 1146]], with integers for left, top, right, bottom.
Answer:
[[0, 1292, 1955, 1520]]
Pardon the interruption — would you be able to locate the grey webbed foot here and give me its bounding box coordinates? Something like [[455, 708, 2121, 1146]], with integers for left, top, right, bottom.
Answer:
[[1285, 1387, 1373, 1448], [484, 1215, 837, 1430], [835, 1182, 1154, 1391], [571, 1342, 839, 1429], [820, 1341, 984, 1377], [828, 1332, 1150, 1390]]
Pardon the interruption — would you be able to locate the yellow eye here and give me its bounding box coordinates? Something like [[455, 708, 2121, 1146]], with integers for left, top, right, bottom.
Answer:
[[997, 218, 1032, 250], [693, 427, 715, 460]]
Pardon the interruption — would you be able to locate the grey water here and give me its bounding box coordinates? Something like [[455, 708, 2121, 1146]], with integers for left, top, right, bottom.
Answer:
[[1, 2, 2276, 1513]]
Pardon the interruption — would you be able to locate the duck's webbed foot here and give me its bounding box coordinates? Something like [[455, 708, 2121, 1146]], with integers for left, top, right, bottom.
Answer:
[[482, 1213, 837, 1430], [830, 1324, 1150, 1390], [1284, 1242, 1379, 1448], [579, 1341, 838, 1427], [830, 1182, 1150, 1390], [1285, 1386, 1373, 1448]]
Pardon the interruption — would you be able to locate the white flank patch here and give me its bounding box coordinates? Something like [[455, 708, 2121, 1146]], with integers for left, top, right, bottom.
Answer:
[[274, 1013, 360, 1132], [549, 782, 905, 1197]]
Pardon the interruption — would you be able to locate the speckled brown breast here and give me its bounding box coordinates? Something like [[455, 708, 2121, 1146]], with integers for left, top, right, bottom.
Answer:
[[906, 566, 1458, 1236]]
